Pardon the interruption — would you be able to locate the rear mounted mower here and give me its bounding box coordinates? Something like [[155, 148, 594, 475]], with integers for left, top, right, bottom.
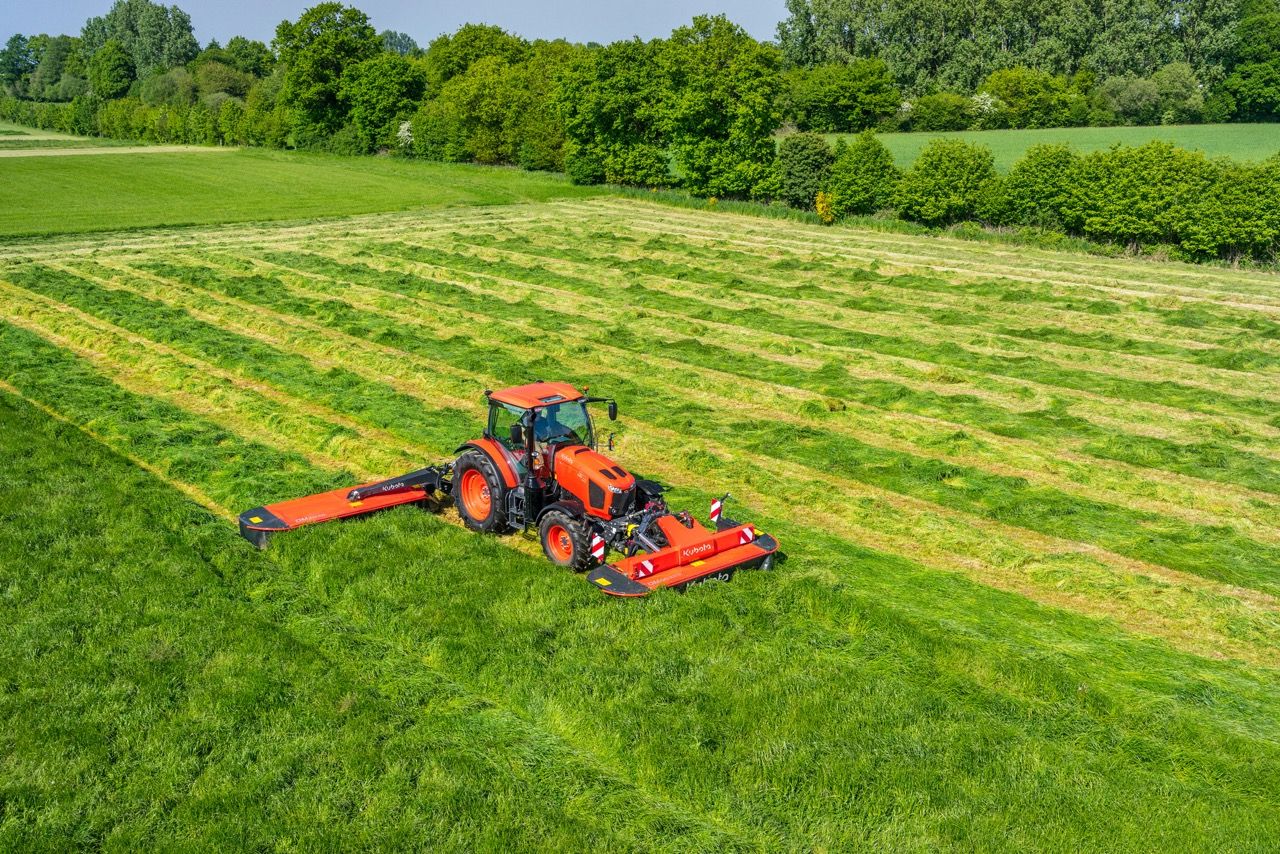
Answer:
[[239, 382, 778, 596]]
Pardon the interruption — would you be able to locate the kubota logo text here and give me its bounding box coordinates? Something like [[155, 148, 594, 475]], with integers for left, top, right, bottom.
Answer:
[[681, 543, 714, 558]]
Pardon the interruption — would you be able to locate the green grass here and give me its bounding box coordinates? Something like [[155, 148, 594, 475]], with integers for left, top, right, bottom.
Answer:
[[4, 152, 1280, 848], [4, 352, 1280, 850], [0, 146, 604, 238], [821, 123, 1280, 170]]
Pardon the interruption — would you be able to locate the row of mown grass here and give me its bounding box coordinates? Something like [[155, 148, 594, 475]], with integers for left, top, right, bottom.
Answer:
[[9, 247, 1280, 665]]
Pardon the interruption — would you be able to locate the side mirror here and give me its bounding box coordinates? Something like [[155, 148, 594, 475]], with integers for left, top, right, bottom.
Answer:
[[509, 423, 524, 447], [608, 401, 618, 421]]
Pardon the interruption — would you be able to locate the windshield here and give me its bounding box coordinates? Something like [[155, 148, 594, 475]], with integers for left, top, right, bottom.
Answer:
[[534, 401, 593, 448]]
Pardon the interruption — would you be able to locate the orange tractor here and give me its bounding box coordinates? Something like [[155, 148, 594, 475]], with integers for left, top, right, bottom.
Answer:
[[239, 382, 778, 596]]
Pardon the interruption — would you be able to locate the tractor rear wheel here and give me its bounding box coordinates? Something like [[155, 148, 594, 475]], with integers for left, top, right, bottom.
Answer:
[[453, 450, 510, 533], [539, 510, 592, 571]]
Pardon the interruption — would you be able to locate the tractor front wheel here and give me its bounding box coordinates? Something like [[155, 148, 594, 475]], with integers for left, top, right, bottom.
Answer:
[[539, 510, 593, 571], [453, 450, 510, 533]]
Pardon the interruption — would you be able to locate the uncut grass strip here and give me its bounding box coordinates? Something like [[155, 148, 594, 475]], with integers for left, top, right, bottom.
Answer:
[[369, 239, 1280, 425], [141, 256, 1280, 595], [307, 514, 1280, 848], [457, 224, 1280, 375], [574, 198, 1280, 306], [62, 257, 1280, 660], [4, 263, 480, 460], [0, 403, 758, 851], [320, 245, 1280, 495], [0, 276, 444, 478], [231, 248, 1280, 541], [0, 376, 231, 518], [0, 320, 343, 510], [435, 231, 1280, 401], [0, 304, 415, 484]]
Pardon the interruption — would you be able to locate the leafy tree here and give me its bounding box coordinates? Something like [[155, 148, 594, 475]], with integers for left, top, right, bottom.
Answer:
[[196, 61, 253, 98], [660, 15, 783, 197], [424, 24, 528, 90], [828, 131, 900, 216], [895, 139, 997, 226], [785, 60, 899, 132], [273, 3, 381, 139], [775, 0, 1240, 94], [774, 132, 833, 208], [225, 37, 275, 77], [556, 38, 669, 186], [1100, 75, 1162, 124], [380, 30, 419, 57], [339, 52, 428, 151], [1152, 62, 1204, 123], [976, 67, 1087, 129], [88, 40, 135, 100], [139, 66, 195, 105], [0, 35, 36, 92], [81, 0, 198, 78], [412, 55, 508, 163], [500, 40, 583, 171], [25, 36, 83, 101]]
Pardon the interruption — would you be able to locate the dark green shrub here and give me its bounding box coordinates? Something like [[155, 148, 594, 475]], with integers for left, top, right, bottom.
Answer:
[[895, 139, 997, 225], [1178, 156, 1280, 261], [774, 132, 833, 209], [907, 93, 972, 131], [992, 144, 1080, 229], [828, 131, 899, 217], [1063, 142, 1218, 246]]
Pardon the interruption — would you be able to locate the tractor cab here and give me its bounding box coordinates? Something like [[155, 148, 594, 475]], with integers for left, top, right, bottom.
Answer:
[[483, 382, 631, 520]]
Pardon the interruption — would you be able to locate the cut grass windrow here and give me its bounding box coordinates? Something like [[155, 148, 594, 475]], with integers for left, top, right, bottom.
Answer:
[[445, 226, 1280, 383], [110, 255, 1280, 598], [368, 238, 1280, 425], [231, 247, 1280, 545], [240, 245, 1280, 518], [32, 254, 1280, 662]]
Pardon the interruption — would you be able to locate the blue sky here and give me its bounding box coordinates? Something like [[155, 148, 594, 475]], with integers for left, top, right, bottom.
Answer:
[[4, 1, 785, 47]]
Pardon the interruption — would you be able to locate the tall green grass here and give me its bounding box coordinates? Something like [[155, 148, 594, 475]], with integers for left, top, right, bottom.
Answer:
[[5, 379, 1280, 849]]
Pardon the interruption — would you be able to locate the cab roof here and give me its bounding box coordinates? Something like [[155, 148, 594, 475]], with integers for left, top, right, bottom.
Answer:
[[489, 381, 585, 410]]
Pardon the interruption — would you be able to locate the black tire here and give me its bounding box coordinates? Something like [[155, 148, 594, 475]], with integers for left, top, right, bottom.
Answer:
[[453, 450, 510, 533], [538, 509, 594, 571]]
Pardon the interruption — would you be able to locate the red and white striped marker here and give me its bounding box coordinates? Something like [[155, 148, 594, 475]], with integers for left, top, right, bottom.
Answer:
[[590, 534, 606, 562], [738, 525, 756, 545], [709, 497, 722, 524], [634, 558, 657, 579]]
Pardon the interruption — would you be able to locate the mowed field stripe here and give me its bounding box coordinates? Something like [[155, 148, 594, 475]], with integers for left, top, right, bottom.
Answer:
[[235, 246, 1280, 541], [7, 266, 1278, 668], [568, 198, 1280, 307], [7, 201, 1280, 668], [113, 253, 1280, 601]]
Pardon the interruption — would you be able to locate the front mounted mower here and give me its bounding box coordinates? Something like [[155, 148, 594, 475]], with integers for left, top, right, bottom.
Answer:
[[239, 382, 778, 596]]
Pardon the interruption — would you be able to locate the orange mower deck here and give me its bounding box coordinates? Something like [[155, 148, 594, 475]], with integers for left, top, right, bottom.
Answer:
[[586, 516, 778, 596]]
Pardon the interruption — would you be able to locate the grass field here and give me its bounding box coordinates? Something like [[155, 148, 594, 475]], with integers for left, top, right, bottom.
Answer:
[[820, 123, 1280, 170], [4, 175, 1280, 848], [0, 142, 603, 238]]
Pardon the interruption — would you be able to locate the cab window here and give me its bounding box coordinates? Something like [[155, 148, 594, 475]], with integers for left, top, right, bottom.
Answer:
[[533, 401, 593, 448], [489, 402, 526, 450]]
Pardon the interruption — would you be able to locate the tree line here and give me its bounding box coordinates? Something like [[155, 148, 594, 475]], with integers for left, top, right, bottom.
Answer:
[[776, 0, 1280, 128], [1, 0, 1279, 262]]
